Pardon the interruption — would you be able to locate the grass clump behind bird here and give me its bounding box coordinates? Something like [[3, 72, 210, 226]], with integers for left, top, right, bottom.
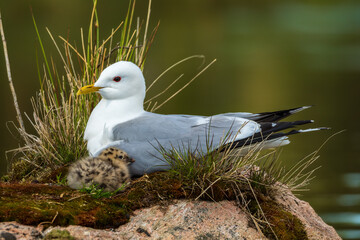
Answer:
[[157, 128, 321, 199], [4, 0, 156, 181]]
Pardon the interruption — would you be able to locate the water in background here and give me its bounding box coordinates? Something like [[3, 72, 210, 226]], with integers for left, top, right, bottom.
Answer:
[[0, 1, 359, 238]]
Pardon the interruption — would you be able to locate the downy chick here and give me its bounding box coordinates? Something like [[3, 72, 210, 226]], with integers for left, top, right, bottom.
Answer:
[[67, 147, 134, 192]]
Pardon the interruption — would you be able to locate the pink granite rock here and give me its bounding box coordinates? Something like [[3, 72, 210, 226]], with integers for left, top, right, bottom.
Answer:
[[116, 200, 266, 239], [274, 187, 341, 240], [1, 192, 341, 240], [0, 222, 42, 240], [42, 200, 265, 239]]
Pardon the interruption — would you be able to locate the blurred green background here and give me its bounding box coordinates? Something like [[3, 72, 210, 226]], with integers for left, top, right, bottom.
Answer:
[[0, 0, 359, 238]]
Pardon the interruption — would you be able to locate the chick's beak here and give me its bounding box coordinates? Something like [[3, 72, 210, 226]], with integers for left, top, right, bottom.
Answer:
[[76, 84, 103, 95]]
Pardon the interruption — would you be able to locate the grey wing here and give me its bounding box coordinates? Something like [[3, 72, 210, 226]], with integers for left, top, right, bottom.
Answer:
[[100, 112, 259, 176], [112, 112, 258, 143]]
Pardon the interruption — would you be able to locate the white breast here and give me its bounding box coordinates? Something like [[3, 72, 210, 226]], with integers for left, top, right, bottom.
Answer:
[[84, 98, 144, 155]]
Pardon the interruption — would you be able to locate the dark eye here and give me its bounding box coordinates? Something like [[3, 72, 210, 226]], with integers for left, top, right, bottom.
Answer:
[[113, 76, 121, 82]]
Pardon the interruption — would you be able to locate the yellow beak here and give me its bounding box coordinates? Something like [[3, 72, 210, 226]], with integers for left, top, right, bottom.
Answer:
[[76, 84, 103, 95]]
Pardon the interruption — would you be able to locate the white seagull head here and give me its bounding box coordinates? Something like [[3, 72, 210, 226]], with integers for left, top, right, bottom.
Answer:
[[77, 61, 146, 101]]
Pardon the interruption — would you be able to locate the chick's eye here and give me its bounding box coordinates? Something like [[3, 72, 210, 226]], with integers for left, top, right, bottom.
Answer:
[[113, 76, 121, 82]]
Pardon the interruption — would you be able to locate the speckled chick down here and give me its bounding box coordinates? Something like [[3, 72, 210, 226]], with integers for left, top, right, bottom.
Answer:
[[67, 147, 134, 192]]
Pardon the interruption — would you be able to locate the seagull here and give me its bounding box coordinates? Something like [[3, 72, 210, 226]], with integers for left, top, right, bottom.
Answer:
[[77, 61, 327, 176]]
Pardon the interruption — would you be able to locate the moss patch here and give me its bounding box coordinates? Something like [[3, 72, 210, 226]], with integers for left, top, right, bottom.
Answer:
[[44, 229, 75, 240], [245, 191, 308, 240], [261, 200, 308, 240], [0, 172, 308, 239], [0, 172, 186, 229]]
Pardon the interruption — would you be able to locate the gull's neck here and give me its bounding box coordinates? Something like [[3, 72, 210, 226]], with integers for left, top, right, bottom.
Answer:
[[101, 95, 144, 118], [93, 94, 145, 126]]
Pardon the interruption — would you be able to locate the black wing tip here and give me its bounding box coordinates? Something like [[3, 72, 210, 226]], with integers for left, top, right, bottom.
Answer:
[[260, 119, 314, 133], [254, 105, 315, 123], [220, 125, 330, 151]]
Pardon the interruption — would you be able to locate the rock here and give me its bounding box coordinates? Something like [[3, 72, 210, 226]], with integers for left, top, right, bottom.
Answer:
[[39, 200, 264, 239], [0, 222, 42, 240], [0, 191, 341, 240], [116, 200, 265, 239], [40, 200, 264, 240], [274, 188, 341, 240]]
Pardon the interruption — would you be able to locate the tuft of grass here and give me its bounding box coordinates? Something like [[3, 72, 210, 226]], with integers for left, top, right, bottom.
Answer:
[[79, 183, 125, 199], [55, 173, 67, 186], [157, 127, 338, 200], [156, 128, 294, 199]]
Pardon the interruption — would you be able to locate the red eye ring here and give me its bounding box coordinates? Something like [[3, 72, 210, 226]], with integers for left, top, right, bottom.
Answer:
[[113, 76, 121, 82]]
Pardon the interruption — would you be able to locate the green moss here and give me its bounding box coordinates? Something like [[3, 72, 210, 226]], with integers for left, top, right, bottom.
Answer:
[[44, 229, 75, 240], [0, 171, 309, 239], [261, 200, 308, 240], [245, 192, 308, 240], [0, 172, 185, 229], [94, 206, 129, 228]]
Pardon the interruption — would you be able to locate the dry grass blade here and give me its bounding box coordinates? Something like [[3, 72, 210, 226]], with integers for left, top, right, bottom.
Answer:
[[58, 36, 86, 64], [0, 11, 26, 134], [146, 55, 205, 93], [281, 130, 344, 191], [139, 0, 152, 67], [151, 58, 217, 112], [246, 178, 279, 240]]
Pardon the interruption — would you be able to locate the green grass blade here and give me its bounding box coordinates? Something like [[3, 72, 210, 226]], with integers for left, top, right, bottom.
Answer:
[[32, 14, 54, 87]]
